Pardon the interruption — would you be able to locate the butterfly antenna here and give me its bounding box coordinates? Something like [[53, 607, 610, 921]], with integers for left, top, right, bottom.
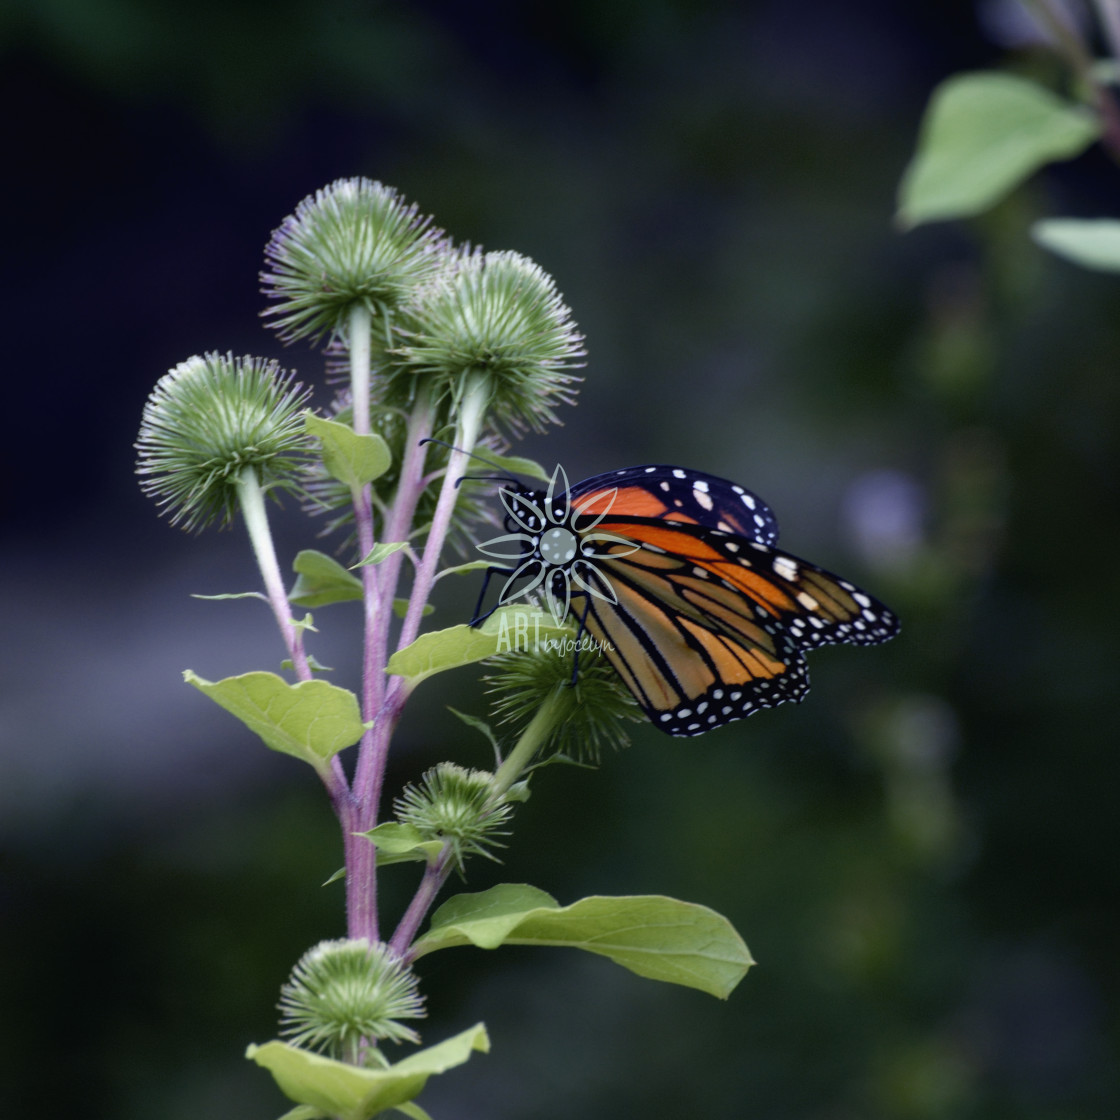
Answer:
[[419, 437, 521, 490]]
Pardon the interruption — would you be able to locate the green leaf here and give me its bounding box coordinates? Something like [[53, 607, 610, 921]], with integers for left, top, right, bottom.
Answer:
[[435, 559, 493, 581], [322, 867, 346, 886], [1032, 217, 1120, 271], [360, 822, 445, 866], [393, 1102, 434, 1120], [446, 707, 500, 756], [246, 1024, 489, 1120], [897, 71, 1100, 229], [184, 670, 366, 773], [276, 1107, 327, 1120], [305, 412, 392, 488], [356, 541, 409, 567], [393, 598, 433, 619], [411, 884, 753, 999], [281, 653, 334, 674], [386, 607, 572, 688], [191, 591, 268, 602], [290, 550, 364, 607], [475, 452, 551, 482]]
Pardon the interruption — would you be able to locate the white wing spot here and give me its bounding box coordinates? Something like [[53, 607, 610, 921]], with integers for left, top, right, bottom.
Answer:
[[773, 556, 799, 581]]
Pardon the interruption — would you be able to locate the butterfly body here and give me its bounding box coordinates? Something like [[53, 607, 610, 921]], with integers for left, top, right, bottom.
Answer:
[[476, 465, 899, 738]]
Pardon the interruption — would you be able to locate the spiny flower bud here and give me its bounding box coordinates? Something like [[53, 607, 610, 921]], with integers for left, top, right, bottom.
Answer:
[[261, 178, 446, 345], [394, 764, 513, 873], [486, 644, 641, 762], [279, 939, 426, 1059], [135, 352, 311, 532], [391, 248, 585, 434]]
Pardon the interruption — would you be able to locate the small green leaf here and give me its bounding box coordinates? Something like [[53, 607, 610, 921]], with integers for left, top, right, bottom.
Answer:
[[1032, 217, 1120, 271], [276, 1107, 327, 1120], [898, 71, 1100, 229], [184, 670, 366, 773], [322, 867, 346, 886], [246, 1024, 489, 1120], [191, 591, 269, 602], [393, 1102, 434, 1120], [290, 550, 364, 607], [356, 541, 409, 567], [281, 653, 334, 673], [435, 560, 493, 581], [393, 598, 434, 619], [446, 707, 500, 757], [411, 884, 753, 999], [360, 822, 445, 866], [386, 608, 572, 688], [475, 452, 551, 482], [305, 412, 392, 488]]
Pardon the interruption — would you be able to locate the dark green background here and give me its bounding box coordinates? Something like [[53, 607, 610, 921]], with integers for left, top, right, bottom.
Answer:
[[3, 2, 1118, 1117]]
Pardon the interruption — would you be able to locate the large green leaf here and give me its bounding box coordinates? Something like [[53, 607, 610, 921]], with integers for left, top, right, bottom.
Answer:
[[247, 1024, 489, 1120], [305, 412, 392, 488], [290, 550, 364, 607], [184, 671, 366, 773], [411, 884, 753, 999], [1032, 217, 1120, 271], [898, 71, 1099, 229], [386, 607, 572, 688]]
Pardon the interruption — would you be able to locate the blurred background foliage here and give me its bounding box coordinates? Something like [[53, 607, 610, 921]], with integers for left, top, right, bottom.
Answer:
[[2, 1, 1118, 1117]]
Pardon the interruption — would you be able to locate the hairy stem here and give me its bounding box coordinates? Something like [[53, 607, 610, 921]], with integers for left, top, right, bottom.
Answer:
[[345, 302, 383, 941], [237, 466, 312, 679], [349, 303, 373, 437], [353, 385, 436, 818], [389, 845, 453, 959], [236, 466, 350, 805], [492, 688, 565, 796], [393, 373, 489, 663]]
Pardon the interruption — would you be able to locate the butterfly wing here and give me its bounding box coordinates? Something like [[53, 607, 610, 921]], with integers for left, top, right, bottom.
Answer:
[[564, 467, 898, 737], [568, 465, 780, 545]]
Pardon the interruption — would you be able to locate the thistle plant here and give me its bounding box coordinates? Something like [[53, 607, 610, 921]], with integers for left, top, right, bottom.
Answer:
[[136, 177, 752, 1118]]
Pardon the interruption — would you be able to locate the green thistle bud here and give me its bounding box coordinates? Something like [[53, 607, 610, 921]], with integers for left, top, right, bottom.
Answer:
[[394, 763, 513, 873], [279, 939, 426, 1061], [135, 352, 311, 532], [261, 178, 446, 345], [391, 247, 585, 434], [487, 646, 641, 762]]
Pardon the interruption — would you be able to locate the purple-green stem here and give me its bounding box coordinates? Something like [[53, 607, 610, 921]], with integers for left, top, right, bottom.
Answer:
[[340, 315, 494, 950], [387, 689, 565, 957], [236, 466, 350, 807]]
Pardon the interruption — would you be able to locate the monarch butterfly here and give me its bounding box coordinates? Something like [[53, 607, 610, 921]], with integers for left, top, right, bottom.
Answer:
[[474, 464, 900, 737]]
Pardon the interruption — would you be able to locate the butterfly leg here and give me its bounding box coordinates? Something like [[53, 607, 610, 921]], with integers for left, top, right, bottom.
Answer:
[[469, 565, 518, 628]]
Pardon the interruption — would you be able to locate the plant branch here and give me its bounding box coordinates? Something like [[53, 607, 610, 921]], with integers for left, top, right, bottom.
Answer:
[[1029, 0, 1120, 160], [390, 845, 454, 958], [236, 466, 350, 805]]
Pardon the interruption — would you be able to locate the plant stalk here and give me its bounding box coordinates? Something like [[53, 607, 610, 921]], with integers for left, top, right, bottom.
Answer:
[[236, 466, 350, 805]]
